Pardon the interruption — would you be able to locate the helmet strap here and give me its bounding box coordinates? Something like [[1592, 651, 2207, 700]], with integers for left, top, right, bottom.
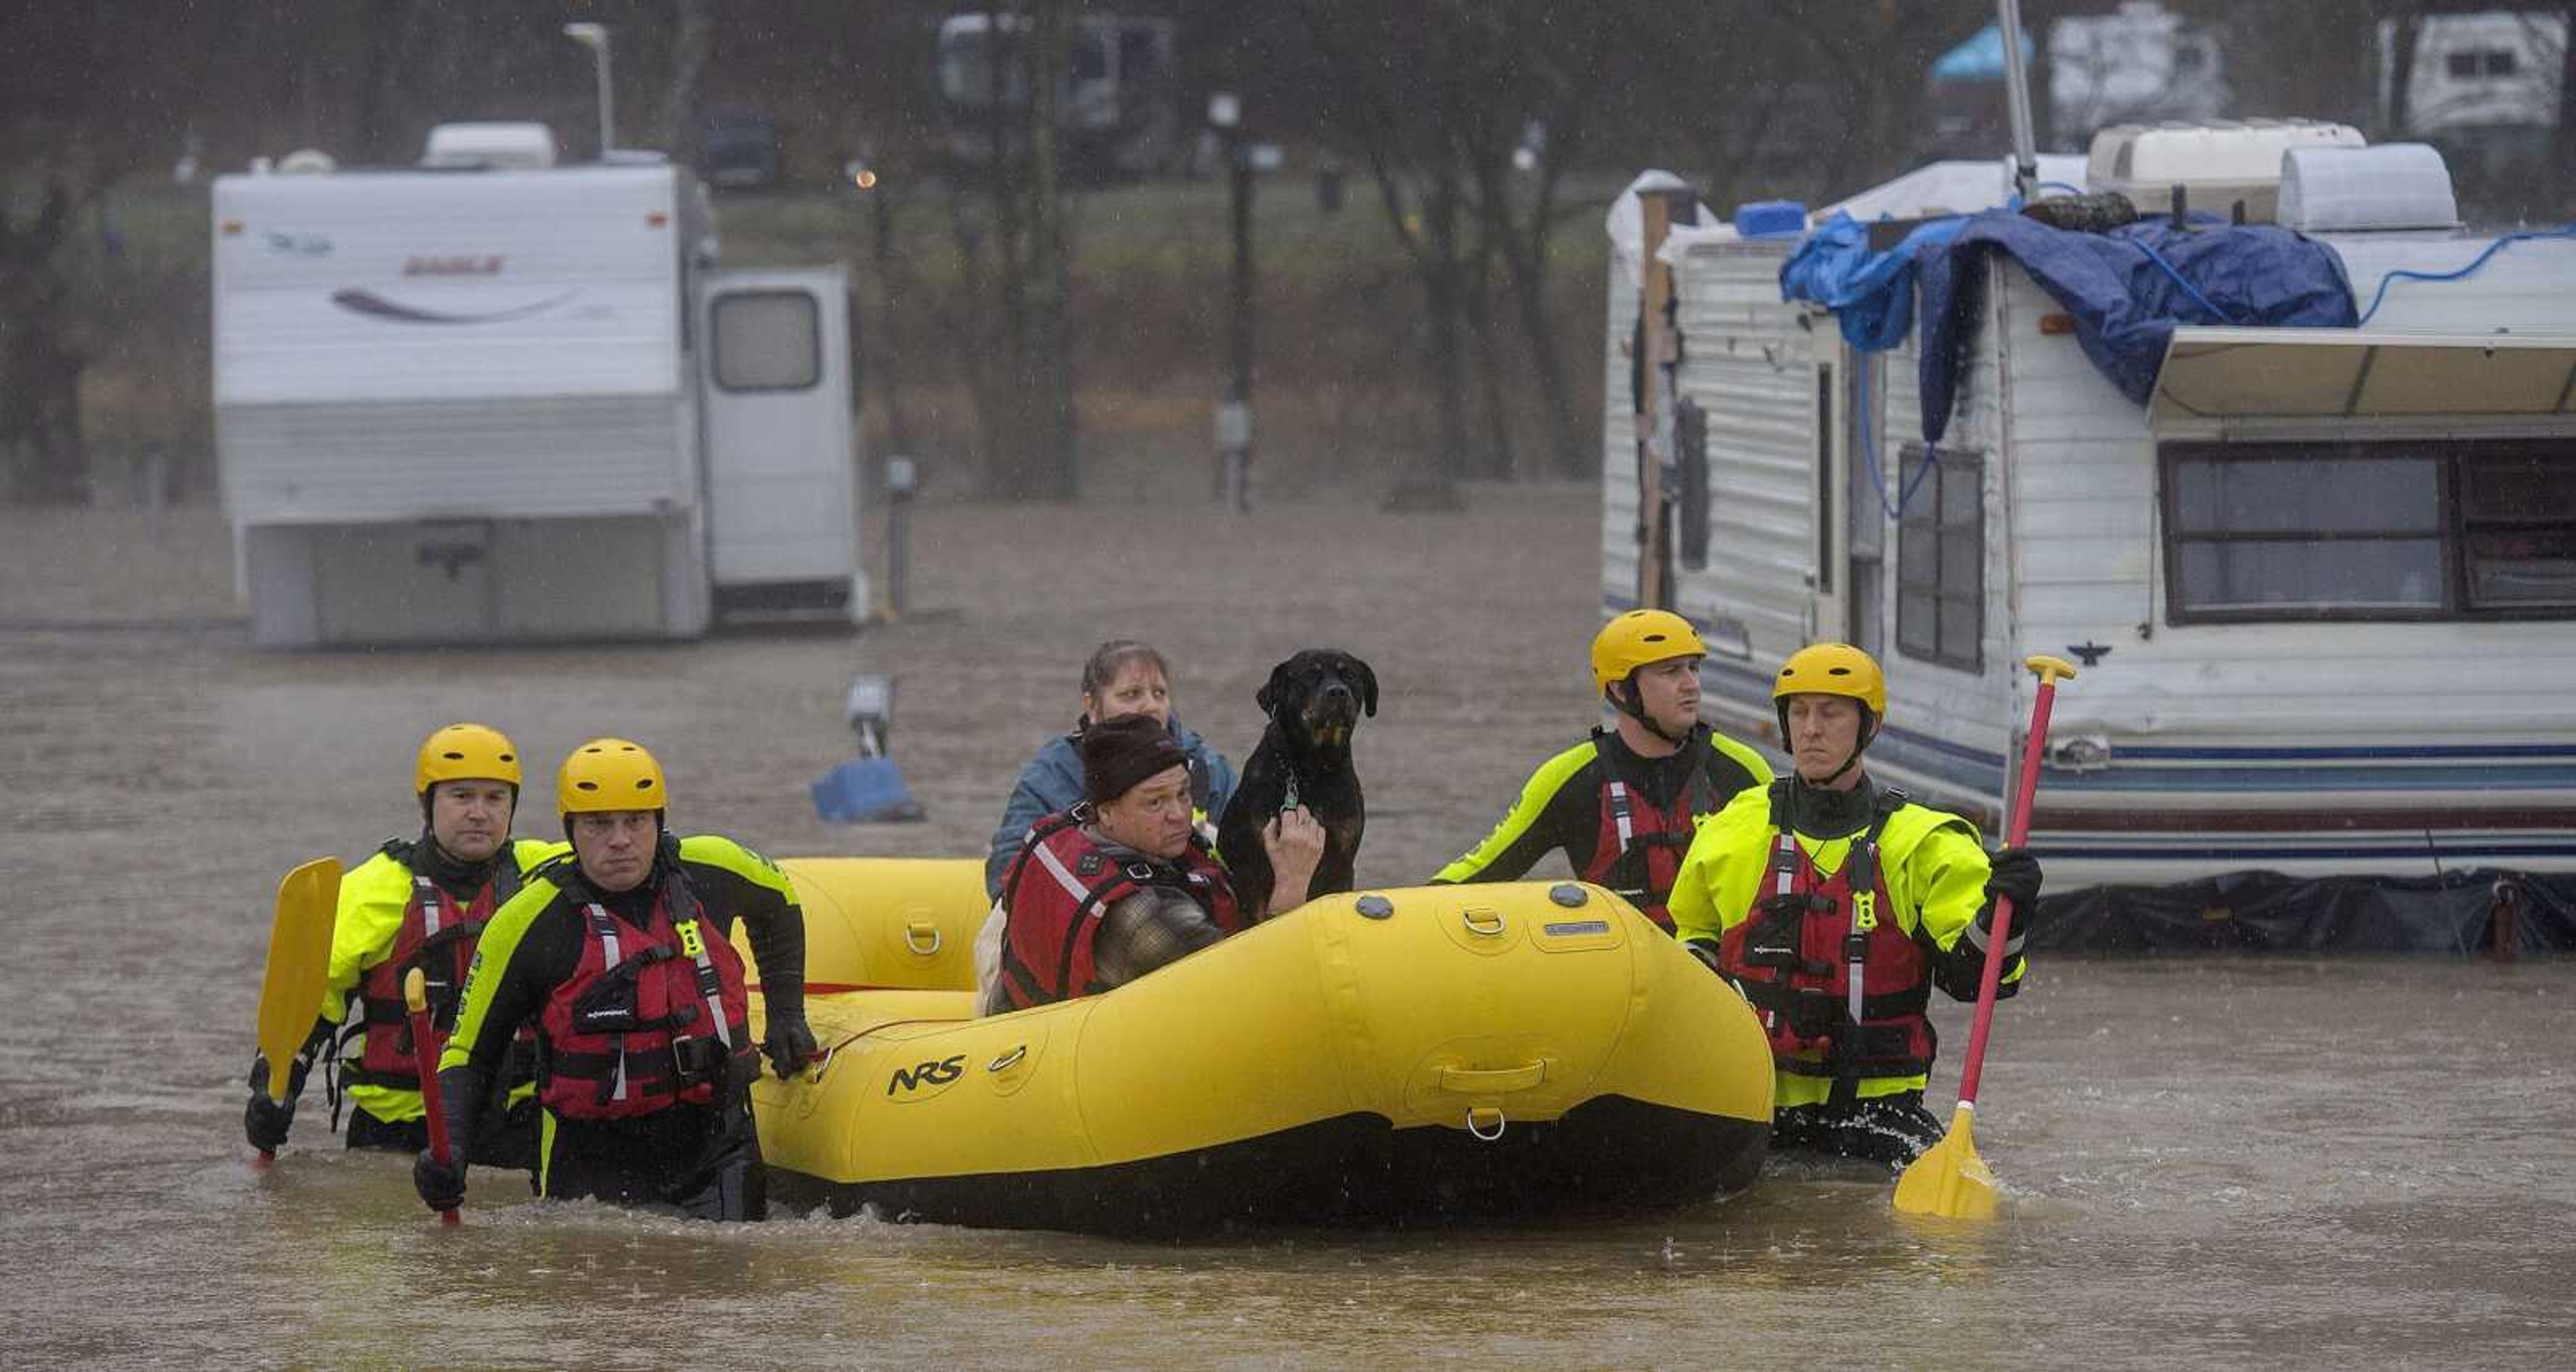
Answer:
[[1613, 672, 1691, 747], [1777, 704, 1876, 786]]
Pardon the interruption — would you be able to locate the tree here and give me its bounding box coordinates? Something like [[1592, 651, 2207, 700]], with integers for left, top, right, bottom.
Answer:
[[0, 3, 242, 503]]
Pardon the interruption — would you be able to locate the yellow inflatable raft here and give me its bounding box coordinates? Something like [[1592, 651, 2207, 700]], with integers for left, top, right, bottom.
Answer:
[[744, 861, 1774, 1235]]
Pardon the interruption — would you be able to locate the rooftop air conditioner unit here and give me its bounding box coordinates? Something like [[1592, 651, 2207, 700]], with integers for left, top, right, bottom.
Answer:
[[2088, 118, 2365, 223], [419, 122, 559, 170]]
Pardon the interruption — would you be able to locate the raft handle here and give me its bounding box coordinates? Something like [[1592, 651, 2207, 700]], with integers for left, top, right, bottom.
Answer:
[[987, 1045, 1028, 1073], [1438, 1061, 1548, 1094], [1466, 1107, 1507, 1142], [904, 920, 943, 956], [1461, 907, 1506, 937]]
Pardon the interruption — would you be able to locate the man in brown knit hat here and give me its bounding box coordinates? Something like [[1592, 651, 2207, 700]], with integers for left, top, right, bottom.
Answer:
[[982, 713, 1322, 1013]]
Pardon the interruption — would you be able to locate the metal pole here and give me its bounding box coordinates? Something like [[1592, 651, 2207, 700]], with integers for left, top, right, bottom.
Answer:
[[1998, 0, 2039, 201], [595, 41, 615, 153], [1224, 134, 1254, 514]]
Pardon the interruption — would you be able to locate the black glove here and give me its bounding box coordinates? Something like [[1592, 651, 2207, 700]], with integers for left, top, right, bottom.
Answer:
[[243, 1051, 313, 1153], [1982, 847, 2044, 922], [413, 1149, 466, 1212], [763, 1016, 820, 1079]]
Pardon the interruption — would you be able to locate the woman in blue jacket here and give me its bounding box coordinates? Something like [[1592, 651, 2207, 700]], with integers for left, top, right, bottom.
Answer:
[[983, 640, 1239, 900]]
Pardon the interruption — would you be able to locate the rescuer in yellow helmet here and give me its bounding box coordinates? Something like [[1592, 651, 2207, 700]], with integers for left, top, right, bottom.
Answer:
[[1430, 609, 1774, 932], [413, 738, 815, 1221], [242, 724, 561, 1167], [1667, 643, 2045, 1166]]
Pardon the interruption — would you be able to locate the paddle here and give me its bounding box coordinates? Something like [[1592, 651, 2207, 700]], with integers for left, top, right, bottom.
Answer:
[[253, 857, 341, 1167], [1894, 654, 2076, 1220], [402, 968, 462, 1226]]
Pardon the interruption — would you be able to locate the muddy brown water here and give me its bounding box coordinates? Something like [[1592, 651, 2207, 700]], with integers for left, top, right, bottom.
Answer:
[[3, 490, 2569, 1370]]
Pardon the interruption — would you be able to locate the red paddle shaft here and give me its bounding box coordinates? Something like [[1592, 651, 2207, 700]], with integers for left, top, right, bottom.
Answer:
[[1951, 665, 2069, 1109], [407, 999, 461, 1228]]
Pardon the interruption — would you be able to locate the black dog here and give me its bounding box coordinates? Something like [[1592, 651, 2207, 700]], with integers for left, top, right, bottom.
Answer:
[[1217, 649, 1377, 920]]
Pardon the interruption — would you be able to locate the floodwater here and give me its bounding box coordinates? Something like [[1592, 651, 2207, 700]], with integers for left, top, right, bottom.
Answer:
[[3, 488, 2570, 1371]]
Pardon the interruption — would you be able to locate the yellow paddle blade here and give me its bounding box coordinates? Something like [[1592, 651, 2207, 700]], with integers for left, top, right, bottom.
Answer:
[[1894, 1102, 2000, 1220], [256, 857, 341, 1100]]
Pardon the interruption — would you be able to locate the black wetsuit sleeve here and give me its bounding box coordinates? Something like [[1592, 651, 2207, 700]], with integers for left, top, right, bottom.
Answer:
[[682, 847, 808, 1026], [1432, 750, 1605, 885], [447, 898, 583, 1083]]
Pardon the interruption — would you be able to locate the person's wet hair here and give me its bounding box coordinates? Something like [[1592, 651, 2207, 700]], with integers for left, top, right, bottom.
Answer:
[[1081, 639, 1171, 699]]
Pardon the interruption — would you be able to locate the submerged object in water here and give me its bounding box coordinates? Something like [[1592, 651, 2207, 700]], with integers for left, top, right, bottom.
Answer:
[[743, 877, 1774, 1235]]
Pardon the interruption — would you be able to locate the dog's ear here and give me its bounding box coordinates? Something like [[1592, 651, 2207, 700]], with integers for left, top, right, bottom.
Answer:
[[1344, 653, 1379, 717], [1254, 659, 1293, 718]]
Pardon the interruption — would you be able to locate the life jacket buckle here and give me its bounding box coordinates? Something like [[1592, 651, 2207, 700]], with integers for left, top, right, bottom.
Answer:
[[671, 1034, 724, 1083]]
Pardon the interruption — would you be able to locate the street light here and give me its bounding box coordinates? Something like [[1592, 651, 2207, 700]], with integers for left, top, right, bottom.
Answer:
[[1208, 93, 1253, 514], [563, 22, 614, 156]]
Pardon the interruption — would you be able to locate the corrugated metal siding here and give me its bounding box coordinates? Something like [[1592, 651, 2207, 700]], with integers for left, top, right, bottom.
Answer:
[[219, 394, 694, 523], [1866, 265, 2013, 784], [2327, 234, 2576, 336], [1601, 241, 1641, 611], [213, 167, 685, 407], [1667, 241, 1817, 670], [1998, 262, 2576, 750]]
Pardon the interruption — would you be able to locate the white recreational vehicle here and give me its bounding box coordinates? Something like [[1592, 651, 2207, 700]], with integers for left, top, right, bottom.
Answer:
[[1607, 129, 2576, 920], [213, 124, 865, 647]]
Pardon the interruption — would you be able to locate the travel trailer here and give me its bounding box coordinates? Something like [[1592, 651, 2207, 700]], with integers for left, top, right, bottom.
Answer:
[[1923, 1, 2227, 156], [2381, 11, 2567, 189], [1605, 129, 2576, 929], [934, 10, 1183, 178], [213, 123, 865, 647]]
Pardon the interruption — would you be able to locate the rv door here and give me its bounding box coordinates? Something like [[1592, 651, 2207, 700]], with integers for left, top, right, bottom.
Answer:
[[697, 265, 865, 619]]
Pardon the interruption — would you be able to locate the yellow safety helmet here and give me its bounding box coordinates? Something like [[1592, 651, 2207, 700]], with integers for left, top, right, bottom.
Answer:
[[1591, 609, 1708, 694], [1772, 642, 1888, 717], [557, 737, 668, 816], [415, 723, 522, 796]]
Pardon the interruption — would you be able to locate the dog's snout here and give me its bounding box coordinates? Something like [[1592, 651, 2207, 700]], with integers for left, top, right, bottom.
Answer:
[[1322, 680, 1352, 702]]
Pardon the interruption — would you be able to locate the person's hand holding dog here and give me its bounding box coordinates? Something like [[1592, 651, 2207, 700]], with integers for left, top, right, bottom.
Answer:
[[1259, 807, 1328, 918]]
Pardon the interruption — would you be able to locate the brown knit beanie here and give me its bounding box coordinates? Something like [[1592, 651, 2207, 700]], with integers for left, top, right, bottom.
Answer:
[[1080, 713, 1189, 804]]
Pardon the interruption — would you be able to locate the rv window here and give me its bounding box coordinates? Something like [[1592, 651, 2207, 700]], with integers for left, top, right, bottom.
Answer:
[[1815, 367, 1834, 595], [1847, 360, 1884, 658], [2485, 48, 2519, 78], [2162, 440, 2576, 621], [1894, 444, 1982, 673], [711, 291, 821, 392], [2463, 454, 2576, 608], [1676, 398, 1710, 572], [2448, 50, 2483, 79]]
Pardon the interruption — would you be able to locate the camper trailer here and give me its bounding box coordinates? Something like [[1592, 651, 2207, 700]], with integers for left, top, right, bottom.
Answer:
[[1922, 1, 2227, 157], [213, 125, 865, 647], [934, 10, 1183, 178], [2381, 11, 2567, 192], [1606, 130, 2576, 924]]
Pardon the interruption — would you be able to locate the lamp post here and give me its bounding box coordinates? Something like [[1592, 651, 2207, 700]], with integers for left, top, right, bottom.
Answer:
[[1209, 92, 1253, 514], [563, 22, 614, 156]]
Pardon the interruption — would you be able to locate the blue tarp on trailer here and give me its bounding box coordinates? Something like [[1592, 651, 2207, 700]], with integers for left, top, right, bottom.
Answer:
[[1782, 209, 2359, 443]]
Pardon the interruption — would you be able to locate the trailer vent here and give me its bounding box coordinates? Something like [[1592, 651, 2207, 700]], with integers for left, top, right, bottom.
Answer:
[[2277, 144, 2459, 233]]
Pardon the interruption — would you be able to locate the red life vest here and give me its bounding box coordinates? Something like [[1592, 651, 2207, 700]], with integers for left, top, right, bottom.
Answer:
[[347, 850, 521, 1091], [1583, 728, 1722, 933], [1715, 787, 1935, 1102], [997, 806, 1245, 1010], [535, 872, 755, 1122]]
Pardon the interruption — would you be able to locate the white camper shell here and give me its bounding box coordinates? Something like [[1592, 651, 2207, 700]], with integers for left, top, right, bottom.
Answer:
[[213, 144, 863, 646], [1606, 140, 2576, 891]]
